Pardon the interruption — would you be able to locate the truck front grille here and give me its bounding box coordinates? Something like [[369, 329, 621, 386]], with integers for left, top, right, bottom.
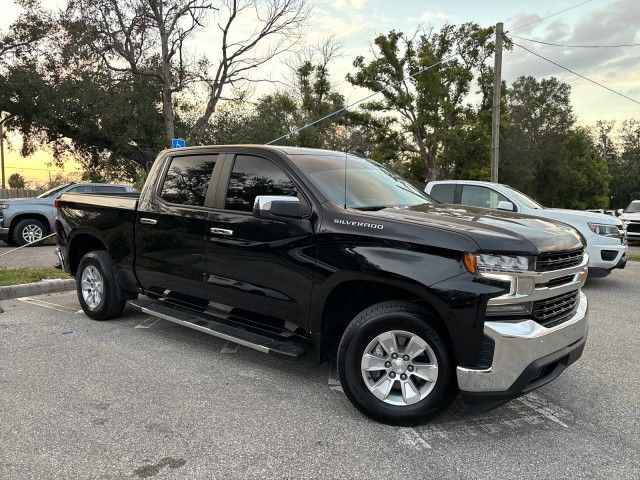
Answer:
[[627, 222, 640, 234], [536, 248, 584, 272], [532, 290, 580, 327]]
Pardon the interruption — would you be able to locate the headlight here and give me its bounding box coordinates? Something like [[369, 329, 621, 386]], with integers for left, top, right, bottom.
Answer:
[[463, 253, 532, 273], [0, 203, 9, 209], [588, 223, 620, 237]]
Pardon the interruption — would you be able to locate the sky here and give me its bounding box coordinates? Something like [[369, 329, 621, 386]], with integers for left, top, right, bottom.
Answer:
[[2, 0, 640, 186]]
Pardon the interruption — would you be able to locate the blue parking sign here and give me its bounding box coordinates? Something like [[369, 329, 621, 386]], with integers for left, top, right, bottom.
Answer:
[[171, 138, 186, 148]]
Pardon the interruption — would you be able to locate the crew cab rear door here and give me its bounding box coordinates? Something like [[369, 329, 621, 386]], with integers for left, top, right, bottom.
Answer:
[[204, 152, 316, 331], [135, 152, 222, 306]]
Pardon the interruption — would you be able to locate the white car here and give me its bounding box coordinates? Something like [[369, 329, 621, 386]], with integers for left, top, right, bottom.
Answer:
[[426, 180, 627, 278], [619, 200, 640, 243]]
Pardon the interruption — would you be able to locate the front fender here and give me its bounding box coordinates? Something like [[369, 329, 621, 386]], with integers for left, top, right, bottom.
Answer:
[[309, 239, 504, 365]]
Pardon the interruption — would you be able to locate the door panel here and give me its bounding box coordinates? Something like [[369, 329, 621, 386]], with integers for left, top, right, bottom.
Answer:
[[135, 153, 220, 306], [205, 154, 316, 330]]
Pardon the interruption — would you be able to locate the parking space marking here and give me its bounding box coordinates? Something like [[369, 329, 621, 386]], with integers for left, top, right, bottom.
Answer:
[[397, 427, 432, 450], [395, 392, 573, 449], [515, 392, 570, 428], [134, 317, 159, 329], [17, 297, 79, 314]]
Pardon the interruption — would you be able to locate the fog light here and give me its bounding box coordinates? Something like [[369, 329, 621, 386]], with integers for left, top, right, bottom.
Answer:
[[486, 302, 532, 316]]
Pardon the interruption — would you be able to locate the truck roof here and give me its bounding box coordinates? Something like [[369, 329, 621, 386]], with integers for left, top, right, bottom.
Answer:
[[161, 144, 355, 157]]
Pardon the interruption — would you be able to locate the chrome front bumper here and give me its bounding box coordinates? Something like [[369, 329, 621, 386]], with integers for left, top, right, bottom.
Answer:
[[457, 291, 588, 393]]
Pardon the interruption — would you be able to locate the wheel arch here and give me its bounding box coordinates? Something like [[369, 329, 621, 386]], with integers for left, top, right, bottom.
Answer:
[[317, 276, 455, 362], [9, 213, 51, 238], [67, 232, 109, 276]]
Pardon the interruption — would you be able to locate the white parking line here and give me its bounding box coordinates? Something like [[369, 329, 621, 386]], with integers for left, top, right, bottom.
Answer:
[[16, 297, 78, 314], [135, 317, 159, 329]]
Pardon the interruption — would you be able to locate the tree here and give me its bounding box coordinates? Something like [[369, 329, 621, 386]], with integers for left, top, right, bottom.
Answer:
[[608, 120, 640, 208], [0, 0, 309, 181], [501, 76, 609, 208], [346, 24, 496, 182], [66, 0, 215, 147], [8, 173, 26, 189], [0, 0, 51, 64], [192, 0, 310, 139]]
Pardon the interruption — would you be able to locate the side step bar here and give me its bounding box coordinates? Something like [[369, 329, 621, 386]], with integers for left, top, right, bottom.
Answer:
[[128, 299, 306, 360]]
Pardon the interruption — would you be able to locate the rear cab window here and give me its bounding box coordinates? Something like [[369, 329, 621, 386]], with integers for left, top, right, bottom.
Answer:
[[460, 185, 510, 209], [160, 154, 218, 206], [429, 183, 456, 203]]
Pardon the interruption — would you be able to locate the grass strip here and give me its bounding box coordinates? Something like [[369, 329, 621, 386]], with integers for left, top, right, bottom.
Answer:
[[0, 267, 70, 287]]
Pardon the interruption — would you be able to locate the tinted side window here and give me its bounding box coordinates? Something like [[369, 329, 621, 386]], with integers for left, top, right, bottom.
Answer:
[[160, 154, 217, 206], [95, 186, 127, 193], [429, 184, 455, 203], [224, 155, 297, 212], [461, 185, 509, 209], [68, 185, 94, 193]]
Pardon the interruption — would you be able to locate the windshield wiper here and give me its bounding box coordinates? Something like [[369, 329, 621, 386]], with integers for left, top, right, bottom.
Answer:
[[352, 205, 391, 211]]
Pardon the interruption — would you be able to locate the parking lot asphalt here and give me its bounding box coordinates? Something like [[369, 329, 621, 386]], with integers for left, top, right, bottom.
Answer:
[[1, 265, 639, 479], [0, 244, 59, 269]]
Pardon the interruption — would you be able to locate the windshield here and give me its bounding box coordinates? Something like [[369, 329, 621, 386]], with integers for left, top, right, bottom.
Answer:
[[290, 153, 435, 210], [502, 185, 544, 209], [626, 201, 640, 213], [37, 184, 71, 198]]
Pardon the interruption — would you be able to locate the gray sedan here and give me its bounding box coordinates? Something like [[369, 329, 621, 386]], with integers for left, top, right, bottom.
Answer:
[[0, 183, 135, 246]]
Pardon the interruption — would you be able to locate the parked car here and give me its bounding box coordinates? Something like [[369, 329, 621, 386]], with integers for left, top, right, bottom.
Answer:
[[426, 180, 627, 278], [0, 183, 136, 246], [619, 200, 640, 243], [57, 146, 589, 425]]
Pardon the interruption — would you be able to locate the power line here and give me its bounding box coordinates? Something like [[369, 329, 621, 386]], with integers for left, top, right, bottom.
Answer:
[[266, 55, 457, 145], [511, 41, 640, 106], [509, 34, 640, 48], [509, 0, 595, 32]]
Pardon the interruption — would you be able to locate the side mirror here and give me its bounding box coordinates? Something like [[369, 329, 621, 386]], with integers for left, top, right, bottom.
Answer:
[[253, 195, 302, 220], [497, 200, 515, 212], [617, 209, 624, 216]]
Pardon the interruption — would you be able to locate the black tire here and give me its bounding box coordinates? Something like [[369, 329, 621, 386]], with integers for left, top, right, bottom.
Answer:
[[337, 301, 456, 426], [12, 218, 47, 247], [76, 250, 128, 320]]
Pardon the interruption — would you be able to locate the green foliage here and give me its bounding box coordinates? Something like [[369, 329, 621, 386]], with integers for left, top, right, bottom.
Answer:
[[500, 76, 609, 209], [8, 173, 26, 189], [607, 120, 640, 208], [347, 24, 497, 182]]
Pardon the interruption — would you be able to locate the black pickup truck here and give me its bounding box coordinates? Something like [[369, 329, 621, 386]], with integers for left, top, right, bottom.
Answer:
[[56, 145, 589, 425]]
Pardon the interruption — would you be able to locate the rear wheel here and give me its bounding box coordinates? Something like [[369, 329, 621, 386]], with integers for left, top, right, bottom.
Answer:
[[76, 250, 128, 320], [338, 301, 456, 426], [12, 218, 46, 246]]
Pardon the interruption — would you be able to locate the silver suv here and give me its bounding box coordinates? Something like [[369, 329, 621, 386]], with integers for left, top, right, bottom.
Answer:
[[0, 183, 135, 246]]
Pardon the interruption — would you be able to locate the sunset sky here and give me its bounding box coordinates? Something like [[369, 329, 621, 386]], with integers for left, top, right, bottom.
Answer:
[[3, 0, 639, 186]]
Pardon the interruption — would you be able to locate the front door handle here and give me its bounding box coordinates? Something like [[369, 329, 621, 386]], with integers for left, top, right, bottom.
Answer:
[[140, 218, 157, 225], [210, 227, 233, 236]]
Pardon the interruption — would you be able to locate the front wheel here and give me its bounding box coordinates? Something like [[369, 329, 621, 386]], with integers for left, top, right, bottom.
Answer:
[[76, 250, 128, 320], [12, 218, 46, 246], [338, 301, 456, 426]]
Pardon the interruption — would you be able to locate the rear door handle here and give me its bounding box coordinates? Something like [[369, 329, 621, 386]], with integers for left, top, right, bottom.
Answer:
[[140, 218, 157, 225], [210, 227, 233, 236]]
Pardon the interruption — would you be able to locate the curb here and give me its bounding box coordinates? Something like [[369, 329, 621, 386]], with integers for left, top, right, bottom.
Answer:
[[0, 278, 76, 301]]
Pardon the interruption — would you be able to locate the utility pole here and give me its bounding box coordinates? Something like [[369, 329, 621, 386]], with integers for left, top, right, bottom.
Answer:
[[0, 113, 5, 189], [490, 22, 503, 183]]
